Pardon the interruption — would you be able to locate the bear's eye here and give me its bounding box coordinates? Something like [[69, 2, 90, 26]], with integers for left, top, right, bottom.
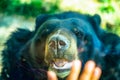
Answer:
[[74, 28, 85, 39], [78, 31, 84, 38]]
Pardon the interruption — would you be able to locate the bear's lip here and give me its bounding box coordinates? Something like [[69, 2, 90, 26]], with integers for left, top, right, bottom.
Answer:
[[52, 59, 72, 70]]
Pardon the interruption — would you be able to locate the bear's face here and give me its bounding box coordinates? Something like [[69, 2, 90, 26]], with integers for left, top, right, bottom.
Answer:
[[29, 18, 96, 78]]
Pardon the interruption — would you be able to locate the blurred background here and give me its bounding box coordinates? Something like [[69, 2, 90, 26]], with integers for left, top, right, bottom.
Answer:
[[0, 0, 120, 74]]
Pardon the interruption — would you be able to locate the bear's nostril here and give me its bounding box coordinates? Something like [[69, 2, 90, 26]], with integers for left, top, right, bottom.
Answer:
[[59, 40, 66, 46], [49, 40, 56, 49]]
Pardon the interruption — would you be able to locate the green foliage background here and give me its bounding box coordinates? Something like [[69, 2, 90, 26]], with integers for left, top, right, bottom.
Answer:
[[0, 0, 60, 16]]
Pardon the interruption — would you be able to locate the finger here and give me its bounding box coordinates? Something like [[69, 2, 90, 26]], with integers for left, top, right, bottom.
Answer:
[[67, 60, 81, 80], [79, 60, 95, 80], [47, 71, 58, 80], [91, 67, 102, 80]]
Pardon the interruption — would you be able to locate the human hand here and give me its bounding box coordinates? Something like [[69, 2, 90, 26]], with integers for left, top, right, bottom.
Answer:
[[47, 60, 102, 80]]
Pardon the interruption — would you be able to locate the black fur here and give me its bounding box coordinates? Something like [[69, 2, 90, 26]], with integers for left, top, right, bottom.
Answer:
[[1, 12, 120, 80]]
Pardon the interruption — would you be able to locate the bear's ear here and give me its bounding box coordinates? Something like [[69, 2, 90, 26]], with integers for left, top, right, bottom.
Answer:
[[89, 14, 104, 37], [35, 14, 50, 31], [91, 14, 102, 30], [92, 14, 101, 25]]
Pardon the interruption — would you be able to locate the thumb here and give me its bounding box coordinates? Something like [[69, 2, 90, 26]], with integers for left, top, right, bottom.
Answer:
[[47, 71, 58, 80]]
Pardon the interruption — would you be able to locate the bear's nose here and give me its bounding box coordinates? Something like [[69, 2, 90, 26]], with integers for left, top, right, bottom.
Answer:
[[48, 34, 70, 57], [49, 39, 66, 50]]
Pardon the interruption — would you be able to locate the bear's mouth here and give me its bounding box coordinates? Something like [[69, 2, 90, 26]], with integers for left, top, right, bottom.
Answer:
[[52, 59, 72, 69], [49, 59, 72, 78]]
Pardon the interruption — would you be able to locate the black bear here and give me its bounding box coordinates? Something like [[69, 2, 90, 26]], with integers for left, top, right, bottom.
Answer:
[[1, 12, 120, 80]]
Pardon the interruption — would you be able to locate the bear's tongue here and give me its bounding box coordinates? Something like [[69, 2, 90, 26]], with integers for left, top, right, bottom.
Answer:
[[54, 59, 68, 67]]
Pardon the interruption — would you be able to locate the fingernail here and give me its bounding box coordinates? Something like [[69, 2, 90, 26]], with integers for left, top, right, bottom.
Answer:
[[94, 67, 102, 76], [85, 60, 95, 71], [73, 60, 81, 67]]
